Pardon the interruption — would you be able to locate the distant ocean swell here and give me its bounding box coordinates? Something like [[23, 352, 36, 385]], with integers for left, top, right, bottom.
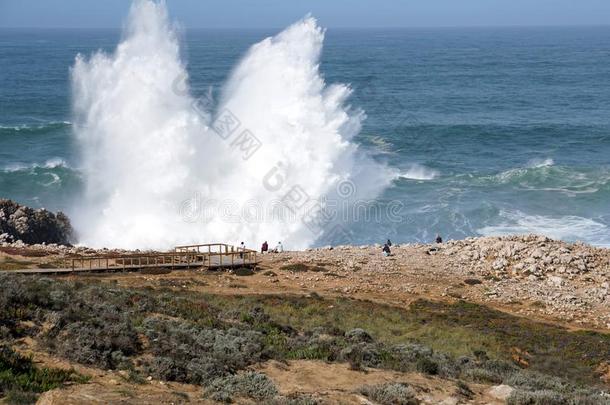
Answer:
[[0, 121, 72, 136]]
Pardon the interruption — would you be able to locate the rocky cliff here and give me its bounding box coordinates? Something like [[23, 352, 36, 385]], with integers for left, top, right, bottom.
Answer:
[[0, 199, 74, 245]]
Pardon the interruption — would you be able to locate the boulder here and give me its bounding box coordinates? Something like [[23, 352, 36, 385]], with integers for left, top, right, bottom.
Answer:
[[547, 276, 564, 287], [0, 199, 74, 245], [488, 384, 514, 401]]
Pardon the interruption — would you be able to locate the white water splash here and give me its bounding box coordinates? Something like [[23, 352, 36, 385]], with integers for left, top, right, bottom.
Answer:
[[71, 0, 391, 250], [397, 164, 439, 181], [527, 157, 554, 168], [478, 209, 610, 247]]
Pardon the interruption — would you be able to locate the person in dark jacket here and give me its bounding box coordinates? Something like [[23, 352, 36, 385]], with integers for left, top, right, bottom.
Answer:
[[261, 241, 268, 253], [382, 243, 391, 256], [435, 234, 443, 244], [386, 239, 392, 247]]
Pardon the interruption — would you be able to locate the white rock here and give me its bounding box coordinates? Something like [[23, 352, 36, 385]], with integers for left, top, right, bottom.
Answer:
[[548, 276, 565, 287], [488, 384, 514, 401]]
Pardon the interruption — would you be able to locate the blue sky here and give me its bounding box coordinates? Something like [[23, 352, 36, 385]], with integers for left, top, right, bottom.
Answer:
[[1, 0, 609, 29]]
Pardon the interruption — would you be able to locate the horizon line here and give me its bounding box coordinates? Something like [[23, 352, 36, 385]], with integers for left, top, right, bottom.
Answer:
[[2, 23, 610, 31]]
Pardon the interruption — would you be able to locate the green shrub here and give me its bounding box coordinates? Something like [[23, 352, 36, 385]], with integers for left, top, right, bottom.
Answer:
[[5, 389, 38, 405], [345, 328, 373, 343], [46, 313, 140, 369], [204, 371, 278, 403], [461, 358, 518, 384], [505, 370, 570, 393], [415, 357, 439, 375], [462, 367, 503, 384], [507, 389, 567, 405], [359, 383, 420, 405], [141, 318, 265, 385], [0, 345, 87, 404]]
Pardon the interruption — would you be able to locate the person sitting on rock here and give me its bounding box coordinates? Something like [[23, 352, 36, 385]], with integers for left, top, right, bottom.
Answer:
[[273, 241, 284, 253], [261, 241, 268, 254], [382, 243, 391, 257]]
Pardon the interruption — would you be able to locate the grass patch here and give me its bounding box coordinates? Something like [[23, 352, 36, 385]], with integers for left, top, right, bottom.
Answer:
[[0, 257, 35, 270], [280, 264, 309, 272], [278, 263, 328, 273], [0, 345, 88, 404], [0, 248, 50, 257], [201, 295, 610, 387], [233, 267, 255, 276]]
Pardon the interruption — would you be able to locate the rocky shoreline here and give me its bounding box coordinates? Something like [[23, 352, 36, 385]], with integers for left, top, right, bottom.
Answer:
[[268, 235, 610, 330], [0, 199, 74, 245], [1, 202, 609, 330]]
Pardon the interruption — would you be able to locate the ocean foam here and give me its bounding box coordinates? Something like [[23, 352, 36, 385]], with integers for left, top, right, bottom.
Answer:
[[478, 209, 610, 247], [397, 164, 439, 180], [526, 157, 554, 168], [2, 158, 70, 173]]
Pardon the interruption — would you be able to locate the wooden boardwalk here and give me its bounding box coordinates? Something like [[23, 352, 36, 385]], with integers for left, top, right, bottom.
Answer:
[[1, 243, 258, 275]]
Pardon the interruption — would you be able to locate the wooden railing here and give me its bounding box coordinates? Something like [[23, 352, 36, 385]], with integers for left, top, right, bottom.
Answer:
[[67, 243, 258, 272], [174, 243, 258, 268]]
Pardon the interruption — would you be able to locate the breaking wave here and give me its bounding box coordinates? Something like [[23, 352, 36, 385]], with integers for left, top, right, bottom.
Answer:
[[71, 0, 391, 249]]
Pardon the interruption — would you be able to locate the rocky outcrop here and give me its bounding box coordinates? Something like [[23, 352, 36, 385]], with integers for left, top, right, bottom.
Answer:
[[441, 234, 608, 279], [0, 199, 75, 245], [270, 235, 610, 329]]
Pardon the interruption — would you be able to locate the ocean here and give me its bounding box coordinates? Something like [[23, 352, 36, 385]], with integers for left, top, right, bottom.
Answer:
[[1, 20, 610, 248]]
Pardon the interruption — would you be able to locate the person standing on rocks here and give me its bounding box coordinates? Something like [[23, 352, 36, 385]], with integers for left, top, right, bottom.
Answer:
[[386, 239, 392, 247], [261, 241, 268, 254], [435, 234, 443, 244], [239, 241, 245, 258], [383, 243, 391, 257]]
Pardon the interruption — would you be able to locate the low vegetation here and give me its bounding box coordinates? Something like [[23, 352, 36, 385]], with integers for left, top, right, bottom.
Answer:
[[0, 274, 608, 403], [0, 345, 87, 404], [359, 382, 420, 405]]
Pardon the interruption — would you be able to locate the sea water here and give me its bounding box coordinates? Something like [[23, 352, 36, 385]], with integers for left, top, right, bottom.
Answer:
[[1, 2, 610, 248]]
